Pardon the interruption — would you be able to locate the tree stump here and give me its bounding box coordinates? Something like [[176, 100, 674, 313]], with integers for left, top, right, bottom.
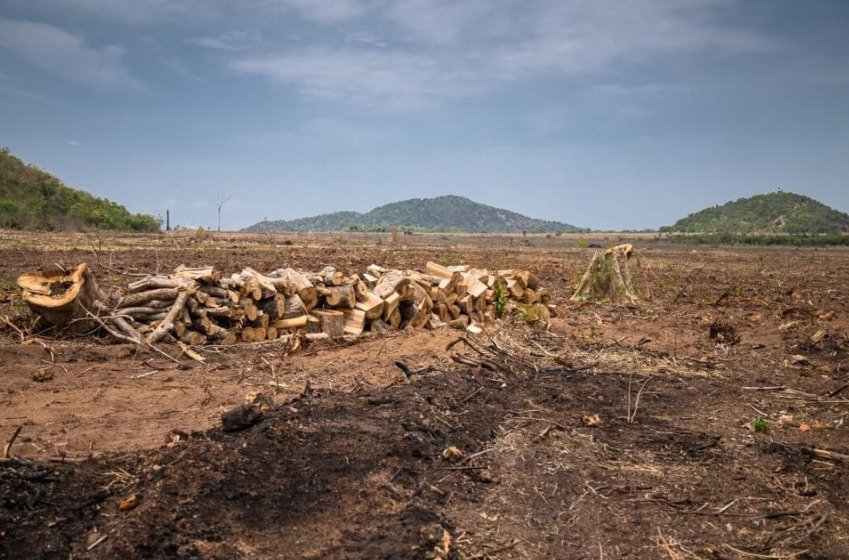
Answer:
[[17, 263, 107, 334], [570, 243, 638, 305]]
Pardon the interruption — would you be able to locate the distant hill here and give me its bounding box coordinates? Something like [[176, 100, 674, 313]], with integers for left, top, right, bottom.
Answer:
[[0, 147, 160, 232], [661, 192, 849, 234], [244, 195, 583, 233]]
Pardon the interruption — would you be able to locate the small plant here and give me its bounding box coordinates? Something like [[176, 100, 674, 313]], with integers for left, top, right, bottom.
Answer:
[[752, 418, 772, 434], [575, 237, 588, 249], [493, 282, 507, 319]]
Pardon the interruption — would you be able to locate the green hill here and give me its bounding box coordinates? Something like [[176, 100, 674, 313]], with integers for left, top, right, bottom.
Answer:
[[662, 192, 849, 234], [0, 147, 160, 232], [244, 195, 583, 233]]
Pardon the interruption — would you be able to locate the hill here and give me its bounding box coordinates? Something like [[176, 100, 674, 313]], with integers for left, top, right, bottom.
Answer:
[[661, 192, 849, 234], [244, 195, 583, 233], [0, 147, 160, 232]]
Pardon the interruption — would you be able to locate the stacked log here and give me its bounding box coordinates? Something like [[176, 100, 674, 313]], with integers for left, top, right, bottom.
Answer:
[[37, 261, 553, 345]]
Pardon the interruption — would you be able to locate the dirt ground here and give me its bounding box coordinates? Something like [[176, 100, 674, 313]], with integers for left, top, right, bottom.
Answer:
[[1, 230, 847, 559]]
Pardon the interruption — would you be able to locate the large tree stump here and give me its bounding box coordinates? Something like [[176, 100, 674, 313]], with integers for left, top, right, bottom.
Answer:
[[570, 243, 638, 305], [17, 263, 107, 335]]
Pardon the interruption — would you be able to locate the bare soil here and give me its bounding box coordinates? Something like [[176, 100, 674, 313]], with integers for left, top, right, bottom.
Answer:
[[1, 231, 848, 559]]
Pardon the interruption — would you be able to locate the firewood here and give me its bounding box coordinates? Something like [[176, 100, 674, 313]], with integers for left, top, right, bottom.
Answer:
[[283, 294, 308, 319], [259, 298, 287, 320], [240, 299, 260, 322], [383, 291, 400, 321], [505, 277, 524, 298], [252, 326, 268, 342], [355, 292, 385, 320], [373, 270, 411, 300], [238, 267, 278, 299], [447, 315, 470, 330], [343, 308, 366, 336], [179, 330, 207, 346], [315, 285, 341, 307], [240, 326, 256, 343], [144, 290, 191, 345], [520, 289, 538, 305], [199, 285, 237, 302], [351, 277, 369, 301], [118, 288, 179, 309], [274, 316, 308, 330], [514, 270, 539, 291], [174, 265, 220, 283], [311, 309, 345, 338], [324, 283, 356, 309], [386, 306, 401, 329], [266, 326, 278, 341], [127, 276, 192, 293], [425, 261, 456, 280], [320, 266, 345, 286], [270, 268, 318, 310], [361, 272, 379, 288], [426, 313, 445, 330], [251, 312, 269, 329], [239, 276, 263, 301], [366, 263, 387, 276]]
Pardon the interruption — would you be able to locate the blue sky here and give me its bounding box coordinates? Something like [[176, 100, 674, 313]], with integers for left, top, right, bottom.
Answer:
[[1, 1, 847, 231]]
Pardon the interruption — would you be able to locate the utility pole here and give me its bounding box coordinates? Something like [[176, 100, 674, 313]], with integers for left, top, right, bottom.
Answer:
[[213, 193, 231, 232]]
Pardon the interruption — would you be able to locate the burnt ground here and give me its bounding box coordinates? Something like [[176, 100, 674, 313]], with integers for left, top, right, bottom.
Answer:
[[1, 231, 848, 559]]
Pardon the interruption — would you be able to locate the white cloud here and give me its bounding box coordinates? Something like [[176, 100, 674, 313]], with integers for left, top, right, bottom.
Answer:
[[265, 0, 368, 24], [0, 19, 139, 89], [187, 30, 261, 51], [227, 0, 775, 111], [230, 47, 481, 111], [30, 0, 212, 25]]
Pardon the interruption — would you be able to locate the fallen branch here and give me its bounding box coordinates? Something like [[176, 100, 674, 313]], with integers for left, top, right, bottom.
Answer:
[[3, 426, 22, 459]]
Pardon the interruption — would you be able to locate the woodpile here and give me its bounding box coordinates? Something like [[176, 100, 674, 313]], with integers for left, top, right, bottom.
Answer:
[[19, 261, 555, 345]]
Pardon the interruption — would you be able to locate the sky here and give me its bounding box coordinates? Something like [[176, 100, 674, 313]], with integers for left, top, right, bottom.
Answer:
[[1, 1, 847, 231]]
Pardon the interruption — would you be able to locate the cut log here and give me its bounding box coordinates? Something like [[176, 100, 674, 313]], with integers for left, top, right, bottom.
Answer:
[[265, 326, 278, 341], [386, 305, 401, 329], [18, 263, 106, 334], [425, 261, 456, 280], [239, 267, 278, 299], [351, 277, 369, 301], [118, 288, 179, 309], [311, 309, 345, 338], [199, 285, 238, 303], [179, 330, 207, 346], [240, 326, 257, 343], [361, 272, 379, 289], [271, 268, 317, 310], [372, 270, 411, 300], [240, 299, 260, 322], [383, 291, 400, 321], [283, 293, 308, 319], [320, 266, 345, 286], [343, 308, 366, 336], [174, 265, 220, 283], [259, 298, 287, 320], [127, 276, 193, 293], [355, 292, 385, 320], [144, 290, 191, 344], [514, 270, 539, 291], [274, 315, 309, 330], [324, 283, 356, 309]]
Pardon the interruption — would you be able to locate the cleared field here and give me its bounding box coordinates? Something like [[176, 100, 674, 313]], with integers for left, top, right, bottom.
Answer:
[[1, 231, 847, 559]]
